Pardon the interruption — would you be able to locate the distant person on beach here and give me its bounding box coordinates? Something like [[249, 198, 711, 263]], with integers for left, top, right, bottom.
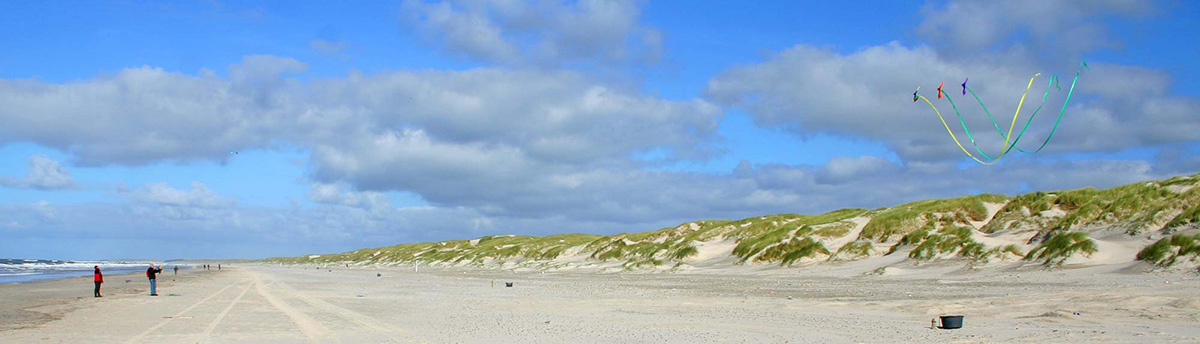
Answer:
[[93, 266, 103, 297], [218, 264, 221, 270], [173, 265, 178, 275], [146, 264, 163, 296]]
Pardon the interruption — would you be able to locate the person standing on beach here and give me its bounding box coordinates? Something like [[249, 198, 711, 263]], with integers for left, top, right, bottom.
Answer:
[[173, 265, 178, 275], [93, 266, 103, 297], [146, 264, 163, 296]]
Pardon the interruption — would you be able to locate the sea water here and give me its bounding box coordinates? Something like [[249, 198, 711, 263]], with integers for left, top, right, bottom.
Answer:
[[0, 259, 173, 284]]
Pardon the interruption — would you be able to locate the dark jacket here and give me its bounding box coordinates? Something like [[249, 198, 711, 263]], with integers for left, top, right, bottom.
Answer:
[[146, 267, 162, 279]]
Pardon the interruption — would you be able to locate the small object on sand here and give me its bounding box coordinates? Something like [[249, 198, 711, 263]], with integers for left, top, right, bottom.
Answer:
[[1073, 312, 1081, 316], [377, 273, 381, 277], [787, 296, 794, 300], [167, 293, 181, 296], [931, 318, 937, 329], [938, 315, 964, 329], [356, 294, 364, 298], [125, 279, 131, 283], [505, 282, 513, 287], [544, 320, 551, 324]]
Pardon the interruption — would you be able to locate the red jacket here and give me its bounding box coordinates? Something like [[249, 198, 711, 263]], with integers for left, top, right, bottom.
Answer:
[[94, 270, 103, 283]]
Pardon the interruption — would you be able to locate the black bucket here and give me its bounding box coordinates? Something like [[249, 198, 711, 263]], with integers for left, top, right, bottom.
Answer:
[[505, 282, 513, 287], [939, 315, 964, 329]]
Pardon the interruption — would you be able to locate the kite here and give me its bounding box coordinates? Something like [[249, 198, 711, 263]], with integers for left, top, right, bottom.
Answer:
[[229, 150, 239, 155], [912, 60, 1088, 165], [912, 87, 920, 102], [937, 82, 944, 99]]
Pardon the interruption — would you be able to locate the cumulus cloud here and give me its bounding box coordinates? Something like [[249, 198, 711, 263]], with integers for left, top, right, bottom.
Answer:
[[0, 56, 306, 166], [401, 0, 661, 65], [1, 63, 719, 168], [917, 0, 1150, 62], [307, 182, 391, 212], [123, 182, 235, 208], [0, 155, 77, 190]]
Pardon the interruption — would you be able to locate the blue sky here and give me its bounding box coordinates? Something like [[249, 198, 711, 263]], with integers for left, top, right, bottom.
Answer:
[[1, 0, 1197, 260]]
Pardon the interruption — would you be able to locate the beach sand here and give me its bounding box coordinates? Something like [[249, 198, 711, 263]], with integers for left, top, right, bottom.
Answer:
[[1, 263, 1199, 343]]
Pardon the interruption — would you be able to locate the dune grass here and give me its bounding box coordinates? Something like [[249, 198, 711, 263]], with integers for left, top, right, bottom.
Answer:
[[860, 194, 1006, 242], [1025, 231, 1098, 267], [832, 241, 873, 260], [748, 237, 830, 265], [984, 176, 1200, 236], [1137, 233, 1200, 267], [265, 174, 1199, 270], [1163, 205, 1200, 234]]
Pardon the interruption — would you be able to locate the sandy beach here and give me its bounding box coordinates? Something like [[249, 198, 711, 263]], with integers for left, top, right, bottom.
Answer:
[[0, 262, 1198, 343]]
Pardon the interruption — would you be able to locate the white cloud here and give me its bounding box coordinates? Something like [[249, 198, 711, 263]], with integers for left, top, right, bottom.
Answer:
[[401, 0, 661, 66], [0, 56, 306, 166], [916, 0, 1150, 62], [0, 155, 77, 190], [307, 182, 391, 212], [124, 182, 235, 208], [1, 63, 719, 167]]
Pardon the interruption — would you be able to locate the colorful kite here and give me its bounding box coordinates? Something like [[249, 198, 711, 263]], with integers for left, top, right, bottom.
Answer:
[[912, 61, 1088, 165]]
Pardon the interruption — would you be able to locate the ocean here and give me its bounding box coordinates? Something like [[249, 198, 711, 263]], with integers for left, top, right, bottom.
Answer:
[[0, 259, 183, 284]]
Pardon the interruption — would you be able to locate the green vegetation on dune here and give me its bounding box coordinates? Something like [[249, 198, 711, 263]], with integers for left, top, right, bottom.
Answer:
[[727, 209, 864, 265], [860, 194, 1007, 242], [1025, 232, 1098, 267], [264, 173, 1200, 270], [884, 224, 1019, 263], [832, 241, 874, 260], [1164, 205, 1200, 234], [987, 177, 1200, 236], [1137, 233, 1200, 267]]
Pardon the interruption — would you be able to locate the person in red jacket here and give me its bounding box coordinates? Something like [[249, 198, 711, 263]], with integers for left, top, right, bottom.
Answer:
[[93, 266, 103, 297]]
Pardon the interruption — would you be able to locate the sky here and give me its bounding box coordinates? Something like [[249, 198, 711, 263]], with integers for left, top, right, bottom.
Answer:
[[1, 0, 1198, 260]]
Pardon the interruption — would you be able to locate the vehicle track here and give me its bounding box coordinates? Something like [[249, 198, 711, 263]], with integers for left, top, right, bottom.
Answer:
[[123, 281, 243, 344]]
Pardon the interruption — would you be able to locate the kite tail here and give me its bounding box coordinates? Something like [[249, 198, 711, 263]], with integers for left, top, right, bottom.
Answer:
[[943, 92, 1000, 160], [918, 94, 996, 165], [1012, 60, 1088, 154], [1001, 75, 1058, 155], [1004, 73, 1041, 149]]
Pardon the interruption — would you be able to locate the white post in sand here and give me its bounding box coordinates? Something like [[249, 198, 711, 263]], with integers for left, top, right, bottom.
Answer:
[[415, 260, 420, 273]]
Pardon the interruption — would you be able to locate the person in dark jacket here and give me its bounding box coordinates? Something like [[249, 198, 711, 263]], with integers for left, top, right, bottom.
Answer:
[[93, 266, 103, 297], [146, 264, 163, 296]]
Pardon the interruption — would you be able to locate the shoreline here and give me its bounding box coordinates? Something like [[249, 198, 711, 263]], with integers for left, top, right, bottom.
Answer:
[[0, 268, 214, 332]]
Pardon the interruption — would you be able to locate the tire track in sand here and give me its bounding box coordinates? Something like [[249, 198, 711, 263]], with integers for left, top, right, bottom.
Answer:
[[261, 271, 427, 343], [250, 271, 330, 343], [196, 281, 253, 342], [124, 281, 243, 344]]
